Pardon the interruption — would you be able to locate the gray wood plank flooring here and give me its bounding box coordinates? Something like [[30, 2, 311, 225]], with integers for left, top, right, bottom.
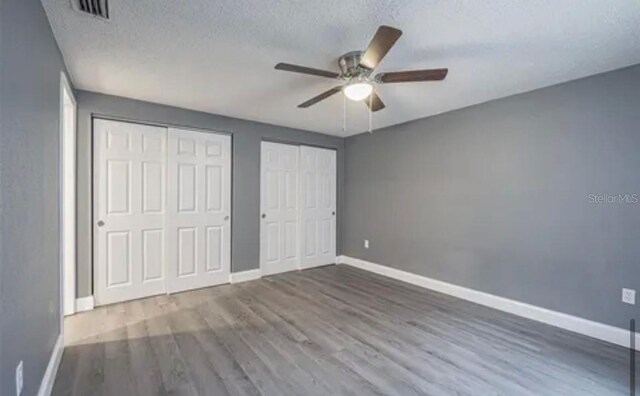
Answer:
[[53, 265, 635, 395]]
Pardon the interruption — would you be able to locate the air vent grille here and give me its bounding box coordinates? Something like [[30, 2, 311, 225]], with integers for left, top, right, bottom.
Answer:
[[74, 0, 109, 19]]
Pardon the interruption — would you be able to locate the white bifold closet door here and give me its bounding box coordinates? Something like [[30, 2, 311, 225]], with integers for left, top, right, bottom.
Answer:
[[166, 128, 231, 293], [260, 142, 336, 276], [300, 146, 337, 269], [94, 119, 231, 305], [95, 119, 168, 305], [260, 142, 301, 276]]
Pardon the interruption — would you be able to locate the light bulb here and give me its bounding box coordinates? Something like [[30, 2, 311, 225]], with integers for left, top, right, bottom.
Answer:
[[343, 82, 373, 101]]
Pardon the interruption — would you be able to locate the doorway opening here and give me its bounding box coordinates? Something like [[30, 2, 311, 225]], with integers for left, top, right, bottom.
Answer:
[[60, 72, 77, 320]]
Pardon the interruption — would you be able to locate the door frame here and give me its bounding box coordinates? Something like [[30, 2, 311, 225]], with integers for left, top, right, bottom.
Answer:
[[91, 116, 233, 305], [259, 139, 338, 276], [59, 71, 77, 320]]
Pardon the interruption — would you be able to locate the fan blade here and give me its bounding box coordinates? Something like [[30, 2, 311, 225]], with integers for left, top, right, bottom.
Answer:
[[359, 26, 403, 70], [275, 63, 339, 79], [298, 86, 343, 108], [376, 68, 448, 83], [365, 91, 385, 112]]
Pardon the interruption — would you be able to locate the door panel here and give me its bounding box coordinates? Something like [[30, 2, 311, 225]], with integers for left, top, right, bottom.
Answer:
[[304, 220, 316, 256], [177, 227, 197, 276], [260, 142, 300, 276], [167, 128, 231, 293], [178, 164, 197, 212], [205, 226, 223, 272], [106, 160, 131, 214], [206, 166, 223, 211], [142, 162, 164, 213], [95, 119, 167, 305], [106, 231, 131, 286], [142, 229, 164, 281], [300, 146, 337, 269]]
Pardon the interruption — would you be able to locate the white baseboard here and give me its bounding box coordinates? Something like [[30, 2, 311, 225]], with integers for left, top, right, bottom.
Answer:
[[337, 255, 639, 351], [75, 296, 94, 312], [230, 269, 262, 284], [37, 334, 63, 396]]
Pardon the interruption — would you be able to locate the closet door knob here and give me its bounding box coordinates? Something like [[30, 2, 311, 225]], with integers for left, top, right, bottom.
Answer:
[[261, 214, 266, 219], [97, 220, 105, 227], [224, 216, 230, 221], [332, 212, 335, 216]]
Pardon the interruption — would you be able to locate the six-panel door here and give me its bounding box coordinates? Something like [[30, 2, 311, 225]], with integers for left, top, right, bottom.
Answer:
[[94, 119, 168, 305], [167, 128, 231, 293], [260, 142, 301, 276], [300, 146, 337, 269]]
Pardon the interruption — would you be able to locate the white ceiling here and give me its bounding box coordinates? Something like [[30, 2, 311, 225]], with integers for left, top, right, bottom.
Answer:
[[42, 0, 640, 136]]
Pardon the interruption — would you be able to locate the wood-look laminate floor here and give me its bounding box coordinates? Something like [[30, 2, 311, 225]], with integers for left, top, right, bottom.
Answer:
[[53, 265, 635, 396]]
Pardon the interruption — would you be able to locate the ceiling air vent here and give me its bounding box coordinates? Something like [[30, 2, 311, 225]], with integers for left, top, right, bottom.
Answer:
[[72, 0, 109, 20]]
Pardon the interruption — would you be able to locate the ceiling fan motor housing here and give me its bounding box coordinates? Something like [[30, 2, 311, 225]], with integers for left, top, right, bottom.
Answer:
[[338, 51, 371, 79]]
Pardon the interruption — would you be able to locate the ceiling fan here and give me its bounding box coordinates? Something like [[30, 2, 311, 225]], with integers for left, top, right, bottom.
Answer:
[[275, 25, 448, 112]]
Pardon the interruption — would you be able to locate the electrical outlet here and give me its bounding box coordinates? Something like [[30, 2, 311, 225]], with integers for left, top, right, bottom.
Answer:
[[364, 240, 369, 249], [16, 361, 23, 396], [622, 288, 636, 305]]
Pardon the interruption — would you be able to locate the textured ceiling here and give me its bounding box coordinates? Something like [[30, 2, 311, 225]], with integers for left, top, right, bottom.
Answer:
[[42, 0, 640, 136]]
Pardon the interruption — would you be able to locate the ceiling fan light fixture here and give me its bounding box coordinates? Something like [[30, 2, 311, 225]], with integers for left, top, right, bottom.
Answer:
[[275, 25, 448, 112], [343, 82, 373, 101]]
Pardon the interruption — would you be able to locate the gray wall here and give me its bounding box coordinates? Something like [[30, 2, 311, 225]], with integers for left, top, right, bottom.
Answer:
[[76, 91, 344, 298], [343, 65, 640, 329], [0, 1, 70, 394]]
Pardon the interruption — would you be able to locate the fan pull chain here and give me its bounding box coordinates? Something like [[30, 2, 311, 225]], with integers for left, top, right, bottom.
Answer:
[[368, 94, 373, 133], [342, 93, 347, 133]]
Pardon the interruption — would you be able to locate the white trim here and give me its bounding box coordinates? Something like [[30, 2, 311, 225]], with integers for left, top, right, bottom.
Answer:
[[75, 296, 95, 312], [59, 71, 77, 318], [230, 269, 262, 284], [37, 334, 64, 396], [338, 255, 640, 351]]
